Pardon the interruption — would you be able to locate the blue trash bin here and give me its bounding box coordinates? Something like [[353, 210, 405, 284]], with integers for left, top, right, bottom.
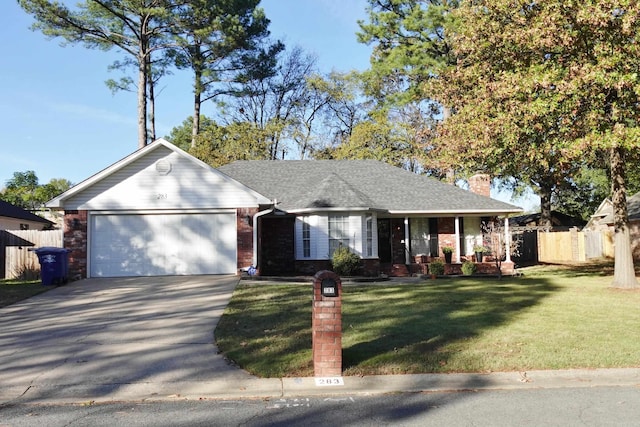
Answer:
[[35, 247, 70, 286]]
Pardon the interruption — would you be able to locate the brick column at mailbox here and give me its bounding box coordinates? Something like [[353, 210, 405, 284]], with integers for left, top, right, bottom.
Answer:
[[312, 270, 343, 377]]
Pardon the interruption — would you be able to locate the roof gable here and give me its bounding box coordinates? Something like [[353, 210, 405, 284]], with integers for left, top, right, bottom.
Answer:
[[289, 173, 376, 211], [219, 160, 522, 215], [47, 139, 270, 210]]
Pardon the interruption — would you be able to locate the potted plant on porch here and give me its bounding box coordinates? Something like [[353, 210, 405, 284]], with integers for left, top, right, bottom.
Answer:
[[442, 246, 453, 264], [473, 245, 489, 262], [428, 260, 445, 278]]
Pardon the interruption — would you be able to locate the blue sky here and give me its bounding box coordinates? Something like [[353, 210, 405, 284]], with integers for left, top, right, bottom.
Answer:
[[1, 0, 371, 185], [0, 0, 537, 210]]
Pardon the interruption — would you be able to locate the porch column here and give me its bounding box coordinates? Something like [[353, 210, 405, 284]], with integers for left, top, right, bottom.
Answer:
[[454, 216, 461, 263], [404, 217, 410, 264], [504, 217, 512, 262]]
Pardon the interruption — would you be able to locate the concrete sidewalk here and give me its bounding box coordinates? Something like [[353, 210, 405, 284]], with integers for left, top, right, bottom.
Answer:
[[1, 276, 639, 405]]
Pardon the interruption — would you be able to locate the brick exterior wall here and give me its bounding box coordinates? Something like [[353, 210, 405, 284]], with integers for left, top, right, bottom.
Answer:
[[312, 271, 342, 377], [438, 217, 458, 259], [259, 216, 295, 275], [359, 259, 380, 277], [296, 260, 332, 276], [63, 210, 88, 280], [468, 173, 491, 197], [237, 207, 258, 273], [63, 208, 258, 279]]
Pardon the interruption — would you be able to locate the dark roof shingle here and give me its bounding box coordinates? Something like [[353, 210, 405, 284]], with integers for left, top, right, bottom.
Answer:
[[219, 160, 521, 214], [0, 200, 53, 225]]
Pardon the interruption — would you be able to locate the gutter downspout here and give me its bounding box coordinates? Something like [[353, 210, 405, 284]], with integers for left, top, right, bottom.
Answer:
[[252, 202, 276, 268]]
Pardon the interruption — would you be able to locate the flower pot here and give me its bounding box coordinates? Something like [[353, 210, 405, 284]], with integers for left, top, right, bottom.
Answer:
[[475, 251, 483, 263], [444, 253, 452, 264]]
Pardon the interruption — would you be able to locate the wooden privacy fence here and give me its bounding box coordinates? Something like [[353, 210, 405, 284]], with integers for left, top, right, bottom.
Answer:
[[1, 229, 63, 279], [537, 228, 614, 264]]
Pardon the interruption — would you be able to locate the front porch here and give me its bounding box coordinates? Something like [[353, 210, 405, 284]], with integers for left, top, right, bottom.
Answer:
[[254, 212, 516, 278], [382, 256, 516, 277]]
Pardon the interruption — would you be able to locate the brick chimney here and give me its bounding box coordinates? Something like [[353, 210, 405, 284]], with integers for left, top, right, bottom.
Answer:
[[468, 173, 491, 197]]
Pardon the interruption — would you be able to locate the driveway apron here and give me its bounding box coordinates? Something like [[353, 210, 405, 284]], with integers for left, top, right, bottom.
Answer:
[[0, 275, 256, 403]]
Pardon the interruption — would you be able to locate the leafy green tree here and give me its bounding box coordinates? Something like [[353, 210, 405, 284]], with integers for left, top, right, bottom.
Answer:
[[188, 121, 270, 167], [171, 0, 274, 147], [552, 167, 610, 222], [433, 1, 640, 288], [166, 115, 217, 151], [1, 171, 72, 210], [357, 0, 459, 108], [19, 0, 179, 149]]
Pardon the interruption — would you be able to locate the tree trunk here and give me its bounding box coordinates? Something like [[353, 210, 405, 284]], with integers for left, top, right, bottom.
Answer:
[[191, 45, 203, 149], [192, 68, 202, 149], [539, 183, 553, 230], [147, 54, 156, 142], [610, 144, 638, 288], [137, 51, 148, 149]]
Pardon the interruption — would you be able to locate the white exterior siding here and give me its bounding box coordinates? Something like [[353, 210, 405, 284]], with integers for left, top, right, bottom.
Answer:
[[63, 147, 261, 210], [295, 215, 321, 259], [349, 215, 362, 256], [0, 217, 48, 230], [315, 215, 329, 258]]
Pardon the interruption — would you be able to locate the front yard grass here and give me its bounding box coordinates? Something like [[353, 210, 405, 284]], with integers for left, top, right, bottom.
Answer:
[[215, 263, 640, 378], [0, 279, 49, 308]]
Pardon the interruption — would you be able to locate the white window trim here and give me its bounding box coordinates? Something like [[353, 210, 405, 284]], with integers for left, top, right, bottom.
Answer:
[[295, 213, 378, 260]]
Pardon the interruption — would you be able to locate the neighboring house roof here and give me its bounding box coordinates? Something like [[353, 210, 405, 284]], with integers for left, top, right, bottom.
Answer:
[[586, 198, 613, 228], [587, 192, 640, 228], [218, 160, 522, 215], [0, 200, 53, 227], [509, 211, 586, 228], [629, 192, 640, 221]]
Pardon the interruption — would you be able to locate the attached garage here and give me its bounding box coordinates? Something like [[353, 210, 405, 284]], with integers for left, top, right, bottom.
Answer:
[[47, 139, 271, 279], [90, 212, 236, 277]]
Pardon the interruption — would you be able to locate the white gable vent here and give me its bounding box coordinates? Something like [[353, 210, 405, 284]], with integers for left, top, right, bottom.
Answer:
[[155, 159, 172, 175]]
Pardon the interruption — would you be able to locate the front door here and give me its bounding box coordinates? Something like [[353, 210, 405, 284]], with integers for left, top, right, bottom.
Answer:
[[377, 219, 392, 263]]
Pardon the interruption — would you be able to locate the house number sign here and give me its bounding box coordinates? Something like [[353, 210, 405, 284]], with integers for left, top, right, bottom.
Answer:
[[321, 278, 338, 297]]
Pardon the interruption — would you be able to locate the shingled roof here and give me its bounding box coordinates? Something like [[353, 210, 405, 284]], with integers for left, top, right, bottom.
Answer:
[[0, 200, 53, 225], [218, 160, 522, 215]]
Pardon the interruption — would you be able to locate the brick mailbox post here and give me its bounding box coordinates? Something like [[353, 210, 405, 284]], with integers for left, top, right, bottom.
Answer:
[[312, 270, 342, 377]]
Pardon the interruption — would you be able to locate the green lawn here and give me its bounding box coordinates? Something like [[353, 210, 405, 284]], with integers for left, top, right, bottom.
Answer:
[[215, 263, 640, 378], [0, 279, 50, 308]]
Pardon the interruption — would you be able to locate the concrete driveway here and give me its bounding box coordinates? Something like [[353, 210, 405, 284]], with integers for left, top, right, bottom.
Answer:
[[0, 275, 274, 403]]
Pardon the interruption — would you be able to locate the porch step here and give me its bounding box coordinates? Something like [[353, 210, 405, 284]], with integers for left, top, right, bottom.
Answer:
[[389, 264, 410, 277]]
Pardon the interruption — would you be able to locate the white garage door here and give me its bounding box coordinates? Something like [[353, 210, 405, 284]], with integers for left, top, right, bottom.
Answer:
[[90, 213, 236, 277]]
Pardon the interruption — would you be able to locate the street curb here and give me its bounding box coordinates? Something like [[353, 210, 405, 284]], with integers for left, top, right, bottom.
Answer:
[[4, 368, 639, 405]]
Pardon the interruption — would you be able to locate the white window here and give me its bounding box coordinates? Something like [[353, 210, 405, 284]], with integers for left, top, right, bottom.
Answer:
[[328, 215, 350, 256], [302, 217, 311, 258], [365, 215, 373, 257], [410, 217, 430, 256]]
